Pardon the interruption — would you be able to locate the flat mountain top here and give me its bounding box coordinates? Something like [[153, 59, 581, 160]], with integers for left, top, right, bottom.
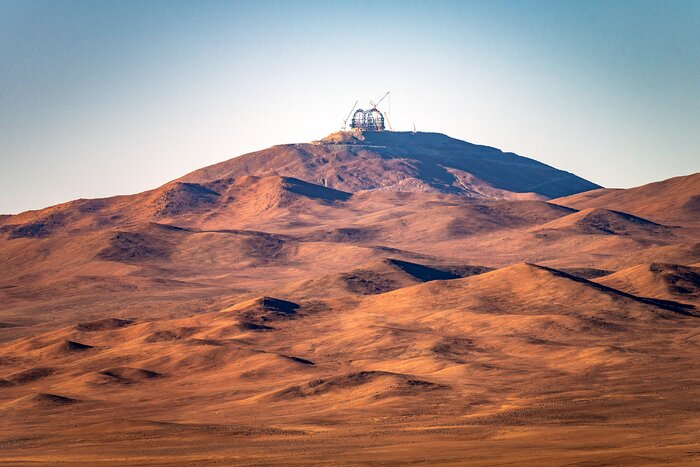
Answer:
[[180, 131, 601, 199]]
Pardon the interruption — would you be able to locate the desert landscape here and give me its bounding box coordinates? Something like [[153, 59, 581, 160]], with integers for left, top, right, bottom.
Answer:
[[0, 129, 699, 465]]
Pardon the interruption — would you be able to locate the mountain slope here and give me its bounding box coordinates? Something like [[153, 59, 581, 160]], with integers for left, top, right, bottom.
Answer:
[[363, 262, 695, 321], [595, 263, 700, 302], [180, 131, 600, 199], [552, 172, 700, 224], [277, 258, 492, 298], [535, 208, 670, 236]]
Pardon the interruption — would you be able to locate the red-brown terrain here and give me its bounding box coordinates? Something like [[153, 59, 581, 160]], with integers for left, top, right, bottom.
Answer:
[[0, 130, 698, 465]]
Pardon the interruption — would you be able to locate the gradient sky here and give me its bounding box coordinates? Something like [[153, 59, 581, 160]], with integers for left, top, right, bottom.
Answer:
[[1, 0, 699, 214]]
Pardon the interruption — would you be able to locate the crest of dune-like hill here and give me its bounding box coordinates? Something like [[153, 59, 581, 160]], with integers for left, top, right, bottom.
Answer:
[[595, 263, 700, 301], [221, 175, 351, 211], [0, 174, 351, 241], [149, 175, 351, 218], [277, 258, 492, 297], [365, 262, 696, 321], [535, 207, 670, 236], [553, 172, 700, 224]]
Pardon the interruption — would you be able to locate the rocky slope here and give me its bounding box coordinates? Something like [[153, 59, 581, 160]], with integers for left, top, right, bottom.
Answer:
[[180, 130, 601, 199]]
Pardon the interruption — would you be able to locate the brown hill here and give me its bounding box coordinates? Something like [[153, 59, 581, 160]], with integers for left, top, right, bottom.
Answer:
[[595, 263, 700, 302], [535, 207, 670, 236], [364, 262, 695, 322], [277, 258, 492, 298], [180, 131, 600, 199], [0, 174, 351, 236], [553, 172, 700, 224]]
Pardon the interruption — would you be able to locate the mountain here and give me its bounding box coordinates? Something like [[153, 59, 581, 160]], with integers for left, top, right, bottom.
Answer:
[[180, 131, 601, 199], [0, 131, 699, 465]]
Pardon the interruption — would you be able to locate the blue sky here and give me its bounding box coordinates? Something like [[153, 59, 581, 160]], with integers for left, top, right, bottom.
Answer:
[[1, 0, 699, 214]]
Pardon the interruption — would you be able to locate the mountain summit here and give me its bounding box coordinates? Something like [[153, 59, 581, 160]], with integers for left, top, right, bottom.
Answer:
[[180, 130, 600, 200]]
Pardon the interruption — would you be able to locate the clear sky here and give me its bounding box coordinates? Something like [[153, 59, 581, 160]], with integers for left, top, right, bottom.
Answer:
[[1, 0, 699, 214]]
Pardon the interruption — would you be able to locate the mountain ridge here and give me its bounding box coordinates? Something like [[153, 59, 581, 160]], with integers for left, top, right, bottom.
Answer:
[[178, 130, 601, 199]]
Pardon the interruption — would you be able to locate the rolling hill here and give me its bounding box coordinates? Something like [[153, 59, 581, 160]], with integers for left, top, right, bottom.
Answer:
[[553, 172, 700, 225], [0, 130, 698, 465]]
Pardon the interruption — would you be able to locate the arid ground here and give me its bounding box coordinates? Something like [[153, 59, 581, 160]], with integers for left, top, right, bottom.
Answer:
[[1, 131, 699, 465]]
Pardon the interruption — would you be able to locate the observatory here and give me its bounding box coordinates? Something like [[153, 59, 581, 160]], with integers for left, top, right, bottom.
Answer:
[[343, 92, 392, 131], [351, 108, 385, 131]]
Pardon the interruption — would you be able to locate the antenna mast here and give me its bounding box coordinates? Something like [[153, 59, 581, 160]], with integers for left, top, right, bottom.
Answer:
[[342, 100, 358, 131], [369, 91, 392, 131], [369, 91, 390, 109]]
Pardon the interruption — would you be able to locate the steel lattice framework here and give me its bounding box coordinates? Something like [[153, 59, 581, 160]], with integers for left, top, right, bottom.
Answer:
[[350, 108, 385, 131]]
